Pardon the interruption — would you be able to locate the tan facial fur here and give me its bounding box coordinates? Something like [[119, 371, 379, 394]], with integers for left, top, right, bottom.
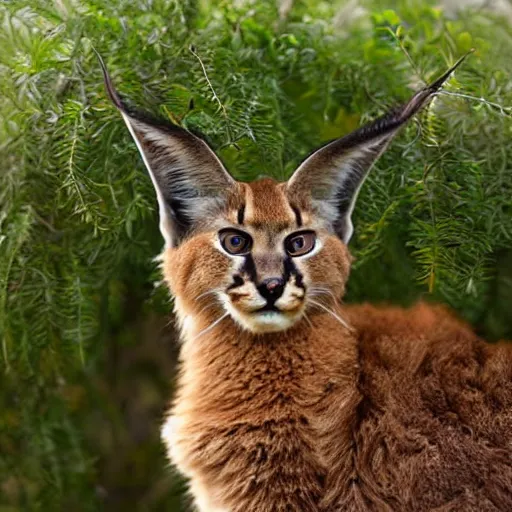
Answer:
[[163, 178, 351, 336]]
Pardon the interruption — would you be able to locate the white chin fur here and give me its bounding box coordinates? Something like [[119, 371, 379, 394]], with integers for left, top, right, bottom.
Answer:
[[224, 302, 301, 333]]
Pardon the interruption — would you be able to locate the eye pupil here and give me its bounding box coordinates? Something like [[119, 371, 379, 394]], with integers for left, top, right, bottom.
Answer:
[[231, 236, 241, 246], [294, 237, 304, 249]]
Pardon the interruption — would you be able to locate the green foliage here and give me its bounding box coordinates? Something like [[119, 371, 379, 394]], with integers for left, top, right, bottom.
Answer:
[[1, 0, 511, 509]]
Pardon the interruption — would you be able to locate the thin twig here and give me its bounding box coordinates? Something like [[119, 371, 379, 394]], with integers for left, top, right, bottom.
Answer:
[[384, 27, 426, 85], [437, 90, 512, 117], [75, 276, 85, 366], [189, 45, 239, 148]]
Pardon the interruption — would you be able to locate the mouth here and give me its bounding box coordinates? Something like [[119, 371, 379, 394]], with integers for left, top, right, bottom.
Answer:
[[223, 287, 306, 333], [255, 303, 280, 313], [224, 300, 304, 333]]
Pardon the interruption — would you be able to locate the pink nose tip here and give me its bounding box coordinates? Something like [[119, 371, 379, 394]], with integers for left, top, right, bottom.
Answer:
[[266, 279, 281, 290], [258, 278, 285, 302]]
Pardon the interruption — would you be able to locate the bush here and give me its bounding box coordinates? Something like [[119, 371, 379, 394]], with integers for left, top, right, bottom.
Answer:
[[1, 0, 511, 509]]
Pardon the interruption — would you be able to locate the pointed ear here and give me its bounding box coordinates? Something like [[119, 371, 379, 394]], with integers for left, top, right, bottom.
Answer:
[[286, 53, 471, 244], [96, 53, 235, 247]]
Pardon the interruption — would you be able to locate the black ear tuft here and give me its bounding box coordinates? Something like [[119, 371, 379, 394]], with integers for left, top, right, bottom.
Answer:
[[286, 52, 472, 243]]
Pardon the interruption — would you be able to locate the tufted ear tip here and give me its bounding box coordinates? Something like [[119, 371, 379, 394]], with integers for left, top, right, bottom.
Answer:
[[401, 49, 474, 119], [93, 48, 127, 112], [426, 49, 474, 94]]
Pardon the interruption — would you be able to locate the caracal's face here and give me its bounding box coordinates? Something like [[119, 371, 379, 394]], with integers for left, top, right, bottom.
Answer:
[[164, 178, 351, 334]]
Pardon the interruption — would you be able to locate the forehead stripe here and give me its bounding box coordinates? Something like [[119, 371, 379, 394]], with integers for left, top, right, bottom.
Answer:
[[290, 204, 303, 227], [237, 204, 245, 225], [245, 179, 295, 226]]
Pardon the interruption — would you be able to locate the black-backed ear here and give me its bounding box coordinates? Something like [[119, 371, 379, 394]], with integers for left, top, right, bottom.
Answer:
[[286, 53, 471, 244], [96, 53, 235, 247]]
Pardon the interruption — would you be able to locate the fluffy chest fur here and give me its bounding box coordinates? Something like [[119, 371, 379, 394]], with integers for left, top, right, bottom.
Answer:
[[164, 315, 359, 511], [162, 304, 512, 512]]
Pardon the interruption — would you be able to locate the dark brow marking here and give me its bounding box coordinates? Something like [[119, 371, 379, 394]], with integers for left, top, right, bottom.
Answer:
[[290, 204, 303, 227], [237, 205, 245, 225]]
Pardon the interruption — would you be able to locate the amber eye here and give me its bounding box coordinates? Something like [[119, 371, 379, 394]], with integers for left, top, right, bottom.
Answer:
[[285, 231, 316, 257], [219, 229, 252, 255]]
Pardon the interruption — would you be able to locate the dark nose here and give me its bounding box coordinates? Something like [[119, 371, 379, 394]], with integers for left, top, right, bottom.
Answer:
[[258, 278, 285, 303]]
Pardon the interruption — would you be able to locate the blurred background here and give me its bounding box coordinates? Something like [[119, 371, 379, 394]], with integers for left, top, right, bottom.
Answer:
[[1, 0, 511, 510]]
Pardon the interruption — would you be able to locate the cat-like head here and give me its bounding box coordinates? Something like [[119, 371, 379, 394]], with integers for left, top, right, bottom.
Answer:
[[99, 55, 465, 335]]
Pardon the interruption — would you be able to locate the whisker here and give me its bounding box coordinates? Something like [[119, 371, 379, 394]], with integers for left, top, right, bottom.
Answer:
[[308, 290, 333, 297], [195, 289, 221, 302], [308, 291, 338, 305], [190, 313, 229, 342], [311, 283, 341, 293], [308, 298, 353, 332], [303, 312, 314, 329], [309, 287, 340, 305], [196, 301, 220, 317], [165, 316, 178, 329]]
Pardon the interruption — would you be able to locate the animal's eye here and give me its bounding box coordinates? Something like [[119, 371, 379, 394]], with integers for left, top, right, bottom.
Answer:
[[219, 229, 252, 255], [285, 231, 316, 257]]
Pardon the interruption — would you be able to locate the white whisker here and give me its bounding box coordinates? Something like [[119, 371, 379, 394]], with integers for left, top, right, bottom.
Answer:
[[190, 313, 229, 342], [308, 298, 353, 332], [165, 316, 178, 329], [196, 301, 220, 316], [195, 289, 221, 302], [309, 287, 340, 306], [308, 291, 338, 306], [303, 312, 314, 329]]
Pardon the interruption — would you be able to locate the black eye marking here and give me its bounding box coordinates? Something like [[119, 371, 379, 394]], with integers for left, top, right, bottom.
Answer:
[[290, 204, 302, 228], [237, 204, 245, 225], [227, 274, 245, 290], [241, 253, 257, 283], [284, 231, 316, 257], [284, 256, 305, 289], [219, 228, 252, 255]]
